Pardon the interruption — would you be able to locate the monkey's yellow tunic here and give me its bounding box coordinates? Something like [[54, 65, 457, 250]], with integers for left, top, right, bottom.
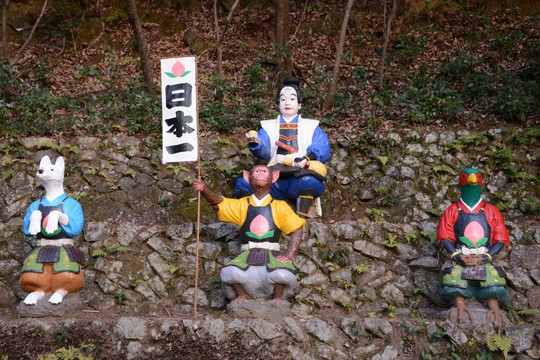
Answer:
[[217, 195, 305, 271], [217, 196, 305, 234]]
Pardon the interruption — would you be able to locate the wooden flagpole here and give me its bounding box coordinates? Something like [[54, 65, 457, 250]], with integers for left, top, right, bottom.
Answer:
[[193, 56, 201, 318]]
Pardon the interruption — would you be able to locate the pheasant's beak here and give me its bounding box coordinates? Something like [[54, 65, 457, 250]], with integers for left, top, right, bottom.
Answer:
[[467, 173, 478, 186]]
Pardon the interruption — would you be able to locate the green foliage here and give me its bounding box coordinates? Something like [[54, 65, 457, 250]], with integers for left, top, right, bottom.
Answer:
[[242, 63, 272, 98], [446, 133, 490, 152], [352, 261, 370, 275], [383, 233, 399, 249], [0, 60, 16, 99], [517, 308, 540, 318], [486, 334, 513, 359], [294, 295, 315, 306], [334, 276, 355, 289], [519, 196, 540, 215], [396, 47, 539, 124], [365, 208, 389, 222], [163, 263, 181, 275], [38, 344, 94, 360], [212, 138, 234, 148], [0, 57, 160, 136], [199, 76, 238, 134], [2, 169, 15, 181], [383, 303, 397, 317], [377, 156, 389, 167], [337, 300, 354, 312], [91, 249, 106, 258], [382, 191, 398, 207], [485, 147, 513, 166], [104, 10, 126, 25], [391, 33, 428, 64], [198, 66, 275, 134], [404, 232, 420, 245], [101, 243, 130, 255], [115, 292, 126, 305], [319, 247, 349, 269]]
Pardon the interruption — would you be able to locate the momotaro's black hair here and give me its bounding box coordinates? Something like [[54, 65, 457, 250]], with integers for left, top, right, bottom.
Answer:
[[275, 76, 303, 105]]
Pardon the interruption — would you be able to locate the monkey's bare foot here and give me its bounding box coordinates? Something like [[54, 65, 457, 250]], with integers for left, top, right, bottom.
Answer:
[[449, 296, 473, 324], [231, 284, 252, 304], [486, 299, 506, 326], [270, 297, 288, 304], [230, 294, 252, 304]]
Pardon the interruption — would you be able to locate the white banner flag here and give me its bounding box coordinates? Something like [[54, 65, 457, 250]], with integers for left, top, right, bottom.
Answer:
[[161, 57, 198, 163]]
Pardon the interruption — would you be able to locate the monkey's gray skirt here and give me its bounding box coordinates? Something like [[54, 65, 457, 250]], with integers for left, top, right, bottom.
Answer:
[[220, 265, 297, 300]]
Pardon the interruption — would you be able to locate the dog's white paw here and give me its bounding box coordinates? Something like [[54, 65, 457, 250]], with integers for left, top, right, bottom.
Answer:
[[49, 289, 68, 304], [45, 210, 61, 234], [23, 291, 45, 305], [28, 210, 42, 235]]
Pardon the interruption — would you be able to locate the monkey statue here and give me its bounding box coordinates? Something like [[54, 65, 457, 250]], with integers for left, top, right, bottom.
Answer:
[[194, 165, 305, 303]]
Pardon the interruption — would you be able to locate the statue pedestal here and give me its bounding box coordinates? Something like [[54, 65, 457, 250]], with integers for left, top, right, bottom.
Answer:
[[226, 300, 291, 321], [17, 293, 84, 318]]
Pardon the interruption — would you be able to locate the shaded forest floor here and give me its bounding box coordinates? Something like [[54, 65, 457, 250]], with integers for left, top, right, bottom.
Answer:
[[1, 1, 539, 140]]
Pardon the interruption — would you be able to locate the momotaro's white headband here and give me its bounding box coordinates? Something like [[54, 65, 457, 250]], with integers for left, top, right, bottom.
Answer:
[[280, 86, 297, 96]]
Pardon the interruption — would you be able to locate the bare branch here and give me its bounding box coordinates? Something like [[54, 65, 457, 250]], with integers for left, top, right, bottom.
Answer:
[[214, 0, 221, 74], [1, 0, 10, 58], [217, 0, 240, 48], [126, 0, 155, 94], [289, 0, 309, 43], [376, 0, 398, 91], [86, 0, 105, 49], [214, 0, 240, 75], [10, 0, 48, 66], [323, 0, 355, 110]]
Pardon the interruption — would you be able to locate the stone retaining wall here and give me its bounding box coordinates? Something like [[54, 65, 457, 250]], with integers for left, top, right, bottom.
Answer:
[[0, 128, 538, 359]]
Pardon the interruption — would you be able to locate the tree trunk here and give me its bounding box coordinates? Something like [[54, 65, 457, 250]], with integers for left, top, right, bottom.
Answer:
[[1, 0, 10, 59], [323, 0, 354, 110], [214, 0, 240, 75], [10, 0, 46, 66], [376, 0, 398, 92], [126, 0, 155, 94], [213, 0, 221, 75], [275, 0, 292, 80]]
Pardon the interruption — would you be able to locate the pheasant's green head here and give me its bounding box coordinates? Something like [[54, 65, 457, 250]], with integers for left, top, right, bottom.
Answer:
[[459, 168, 483, 208]]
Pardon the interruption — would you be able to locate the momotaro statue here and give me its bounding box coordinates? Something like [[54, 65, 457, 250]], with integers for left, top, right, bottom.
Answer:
[[235, 76, 331, 218], [20, 156, 85, 305], [194, 165, 305, 303], [437, 168, 510, 324]]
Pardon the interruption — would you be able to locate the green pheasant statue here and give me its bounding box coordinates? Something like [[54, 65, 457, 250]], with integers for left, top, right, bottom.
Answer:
[[437, 168, 510, 325]]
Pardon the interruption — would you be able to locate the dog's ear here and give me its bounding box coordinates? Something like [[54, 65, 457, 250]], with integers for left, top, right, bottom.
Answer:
[[54, 157, 65, 176], [39, 155, 51, 169]]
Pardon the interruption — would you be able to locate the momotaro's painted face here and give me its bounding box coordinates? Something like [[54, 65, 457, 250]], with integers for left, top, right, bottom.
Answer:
[[279, 87, 301, 119]]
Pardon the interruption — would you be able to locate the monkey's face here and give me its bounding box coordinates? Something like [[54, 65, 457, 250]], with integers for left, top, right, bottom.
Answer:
[[249, 166, 273, 188]]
